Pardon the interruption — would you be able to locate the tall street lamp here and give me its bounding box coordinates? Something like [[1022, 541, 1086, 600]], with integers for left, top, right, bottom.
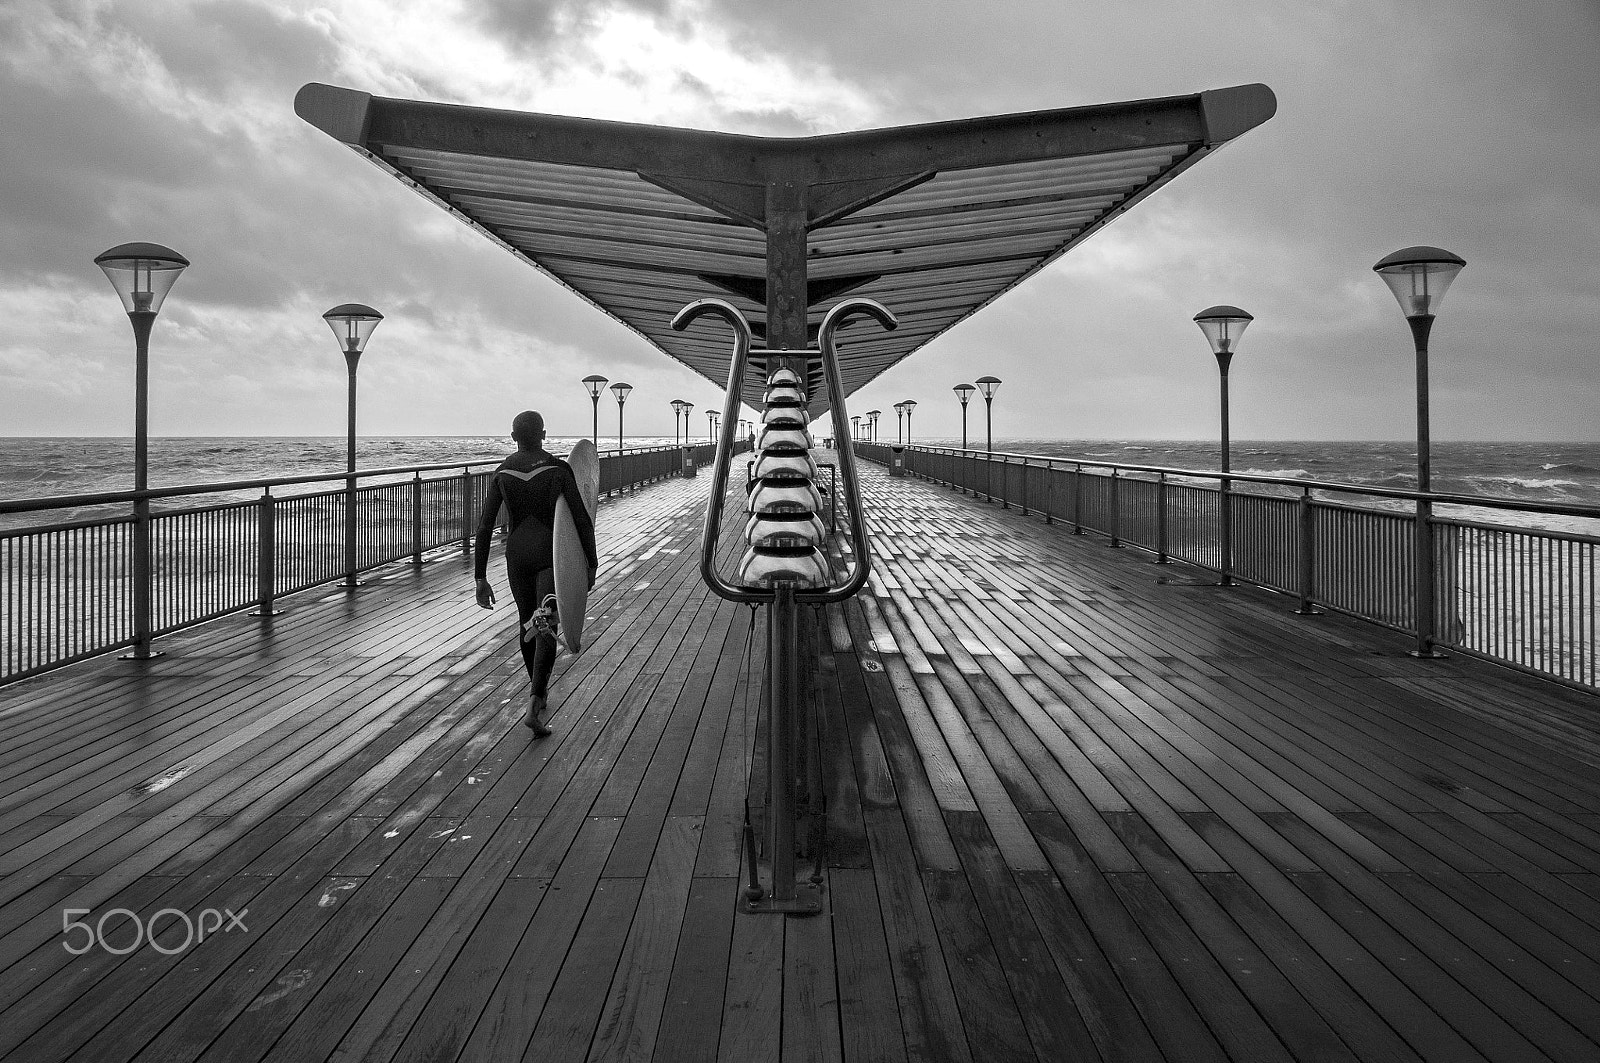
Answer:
[[707, 409, 718, 442], [902, 399, 917, 446], [867, 409, 880, 442], [323, 303, 384, 589], [851, 415, 861, 441], [1193, 306, 1252, 587], [609, 381, 632, 453], [894, 401, 906, 444], [583, 374, 608, 446], [671, 398, 687, 448], [95, 242, 188, 659], [1374, 245, 1466, 657], [975, 376, 1001, 454], [954, 384, 975, 449]]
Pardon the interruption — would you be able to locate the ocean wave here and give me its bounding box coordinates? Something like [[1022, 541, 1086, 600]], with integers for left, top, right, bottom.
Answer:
[[1235, 467, 1310, 479], [1461, 475, 1581, 492], [1542, 462, 1600, 475]]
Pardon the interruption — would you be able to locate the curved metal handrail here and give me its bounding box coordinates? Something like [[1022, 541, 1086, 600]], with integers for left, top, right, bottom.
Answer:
[[670, 296, 897, 604], [803, 298, 896, 603], [671, 298, 763, 604]]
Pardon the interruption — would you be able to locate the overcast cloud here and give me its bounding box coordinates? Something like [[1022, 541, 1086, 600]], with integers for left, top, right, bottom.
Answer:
[[1, 0, 1595, 442]]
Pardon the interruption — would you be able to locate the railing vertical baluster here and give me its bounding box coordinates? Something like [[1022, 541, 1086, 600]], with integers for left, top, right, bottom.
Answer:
[[460, 467, 473, 552]]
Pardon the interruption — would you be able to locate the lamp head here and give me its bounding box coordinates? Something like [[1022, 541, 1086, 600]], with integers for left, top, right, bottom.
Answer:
[[322, 303, 383, 357], [610, 381, 632, 404], [902, 398, 918, 412], [954, 383, 975, 405], [582, 374, 609, 399], [1193, 305, 1252, 360], [95, 242, 189, 315], [975, 376, 1001, 400], [1373, 246, 1465, 318]]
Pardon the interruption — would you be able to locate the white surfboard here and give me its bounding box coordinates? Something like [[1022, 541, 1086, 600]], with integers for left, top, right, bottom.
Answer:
[[552, 438, 599, 653]]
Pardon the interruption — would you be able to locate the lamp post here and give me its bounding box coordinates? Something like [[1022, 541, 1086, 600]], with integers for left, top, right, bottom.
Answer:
[[1193, 306, 1252, 587], [322, 303, 384, 589], [1374, 245, 1466, 658], [707, 409, 717, 443], [975, 376, 1001, 454], [894, 401, 906, 444], [583, 375, 608, 447], [851, 415, 861, 441], [902, 399, 917, 446], [671, 399, 687, 448], [95, 242, 188, 659], [610, 381, 632, 453], [868, 409, 880, 443], [954, 384, 975, 449]]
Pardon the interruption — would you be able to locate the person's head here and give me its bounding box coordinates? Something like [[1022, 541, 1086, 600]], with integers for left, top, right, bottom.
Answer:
[[511, 410, 545, 447]]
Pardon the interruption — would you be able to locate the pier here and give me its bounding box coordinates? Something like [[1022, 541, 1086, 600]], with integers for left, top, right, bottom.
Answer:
[[3, 458, 1597, 1062]]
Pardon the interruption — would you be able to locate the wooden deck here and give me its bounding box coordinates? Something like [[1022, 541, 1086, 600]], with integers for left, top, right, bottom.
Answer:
[[2, 456, 1598, 1063]]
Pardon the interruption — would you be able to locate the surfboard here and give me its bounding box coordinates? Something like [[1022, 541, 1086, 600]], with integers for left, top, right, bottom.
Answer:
[[552, 438, 599, 653]]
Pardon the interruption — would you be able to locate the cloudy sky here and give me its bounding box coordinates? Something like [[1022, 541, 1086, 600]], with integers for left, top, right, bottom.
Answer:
[[2, 0, 1596, 443]]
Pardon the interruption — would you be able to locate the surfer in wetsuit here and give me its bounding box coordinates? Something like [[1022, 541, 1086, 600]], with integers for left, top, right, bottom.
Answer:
[[473, 411, 598, 736]]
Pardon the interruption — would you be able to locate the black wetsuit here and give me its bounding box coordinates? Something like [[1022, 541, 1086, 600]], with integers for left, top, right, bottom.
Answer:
[[473, 450, 598, 696]]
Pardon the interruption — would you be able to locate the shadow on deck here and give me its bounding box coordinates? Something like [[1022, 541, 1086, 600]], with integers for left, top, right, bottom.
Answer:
[[1, 456, 1598, 1062]]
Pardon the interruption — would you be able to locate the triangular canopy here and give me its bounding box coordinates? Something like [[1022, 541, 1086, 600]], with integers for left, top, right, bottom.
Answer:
[[296, 82, 1275, 421]]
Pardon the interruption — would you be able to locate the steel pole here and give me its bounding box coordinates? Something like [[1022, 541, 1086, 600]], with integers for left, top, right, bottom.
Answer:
[[127, 311, 157, 658], [768, 583, 798, 903], [961, 403, 968, 450], [344, 352, 360, 587], [591, 395, 599, 447], [1410, 314, 1440, 656], [1218, 353, 1233, 586]]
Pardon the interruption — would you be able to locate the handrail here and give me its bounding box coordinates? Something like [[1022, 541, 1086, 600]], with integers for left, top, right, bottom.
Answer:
[[672, 297, 763, 604], [880, 443, 1600, 521], [671, 297, 896, 603], [803, 298, 896, 604], [0, 444, 699, 517]]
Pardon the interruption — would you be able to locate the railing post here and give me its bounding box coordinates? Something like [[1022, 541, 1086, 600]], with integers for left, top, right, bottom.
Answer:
[[1073, 463, 1084, 534], [460, 467, 473, 552], [1413, 498, 1439, 656], [1219, 473, 1234, 587], [1109, 469, 1121, 547], [1296, 486, 1320, 614], [252, 488, 280, 616], [1020, 457, 1029, 516], [128, 495, 156, 657], [1043, 461, 1054, 524], [411, 472, 424, 565], [1155, 473, 1169, 564]]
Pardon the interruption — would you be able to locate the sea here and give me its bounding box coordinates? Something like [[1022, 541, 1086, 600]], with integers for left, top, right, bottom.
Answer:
[[2, 436, 1598, 536]]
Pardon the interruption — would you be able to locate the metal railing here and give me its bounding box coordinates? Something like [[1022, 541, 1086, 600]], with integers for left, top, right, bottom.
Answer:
[[858, 442, 1600, 693], [0, 442, 734, 684]]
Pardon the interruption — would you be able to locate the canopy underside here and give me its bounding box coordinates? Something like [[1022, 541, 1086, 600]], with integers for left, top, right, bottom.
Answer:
[[296, 82, 1275, 421]]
